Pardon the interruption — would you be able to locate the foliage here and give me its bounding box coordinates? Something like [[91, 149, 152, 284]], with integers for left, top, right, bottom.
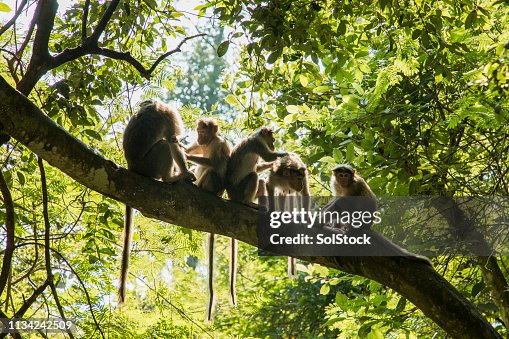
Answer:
[[170, 23, 230, 116]]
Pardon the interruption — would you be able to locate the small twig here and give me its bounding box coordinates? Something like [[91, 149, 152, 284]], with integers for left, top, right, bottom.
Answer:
[[0, 0, 29, 37], [147, 33, 206, 74]]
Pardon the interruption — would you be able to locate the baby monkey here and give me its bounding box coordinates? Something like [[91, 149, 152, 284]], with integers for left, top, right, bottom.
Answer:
[[119, 100, 196, 304], [186, 118, 231, 321]]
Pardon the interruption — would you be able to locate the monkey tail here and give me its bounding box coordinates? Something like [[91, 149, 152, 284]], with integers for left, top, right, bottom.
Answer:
[[206, 233, 216, 322], [369, 231, 432, 266], [288, 257, 296, 279], [118, 205, 134, 304], [229, 238, 238, 306]]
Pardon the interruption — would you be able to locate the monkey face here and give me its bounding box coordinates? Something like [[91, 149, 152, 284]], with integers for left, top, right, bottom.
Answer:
[[283, 168, 305, 191], [196, 124, 213, 145], [260, 128, 276, 150], [333, 168, 353, 188]]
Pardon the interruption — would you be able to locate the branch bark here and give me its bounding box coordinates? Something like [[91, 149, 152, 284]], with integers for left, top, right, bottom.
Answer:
[[0, 76, 502, 338]]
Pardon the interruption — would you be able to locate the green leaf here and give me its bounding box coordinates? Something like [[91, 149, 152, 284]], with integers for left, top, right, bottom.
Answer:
[[16, 171, 25, 186], [217, 40, 230, 57], [471, 281, 485, 297], [267, 51, 280, 64], [0, 3, 11, 12], [319, 156, 336, 165], [319, 284, 330, 295], [465, 10, 477, 29], [337, 21, 347, 35], [335, 293, 348, 308], [84, 129, 102, 141], [313, 86, 331, 94], [299, 74, 309, 87], [333, 148, 343, 163], [286, 105, 299, 114], [412, 28, 421, 40], [225, 94, 239, 106], [283, 113, 297, 124], [358, 324, 372, 338], [346, 143, 355, 162], [144, 0, 157, 9], [395, 297, 407, 312]]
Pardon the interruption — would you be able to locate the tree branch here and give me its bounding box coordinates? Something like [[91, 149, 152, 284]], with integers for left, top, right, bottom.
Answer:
[[16, 0, 58, 95], [87, 0, 120, 43], [0, 76, 502, 339], [37, 157, 74, 339], [81, 0, 91, 42], [0, 169, 15, 296], [0, 0, 29, 37], [147, 33, 207, 74]]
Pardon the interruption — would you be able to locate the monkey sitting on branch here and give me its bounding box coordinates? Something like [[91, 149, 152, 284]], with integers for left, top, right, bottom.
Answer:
[[225, 127, 288, 305], [119, 100, 196, 304], [264, 152, 310, 278], [185, 117, 231, 321], [327, 164, 431, 265]]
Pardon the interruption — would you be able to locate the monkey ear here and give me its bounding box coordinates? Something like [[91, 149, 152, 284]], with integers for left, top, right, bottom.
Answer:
[[213, 125, 219, 134], [261, 127, 271, 135]]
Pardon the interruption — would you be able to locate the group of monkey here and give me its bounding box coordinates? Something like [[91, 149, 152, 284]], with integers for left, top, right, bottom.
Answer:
[[119, 100, 428, 320]]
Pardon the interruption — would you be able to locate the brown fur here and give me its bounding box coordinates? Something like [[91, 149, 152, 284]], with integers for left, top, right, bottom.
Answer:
[[186, 118, 231, 320], [119, 100, 195, 304]]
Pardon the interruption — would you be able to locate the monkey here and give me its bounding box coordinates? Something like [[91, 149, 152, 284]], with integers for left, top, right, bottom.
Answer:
[[225, 127, 288, 305], [185, 117, 231, 321], [327, 164, 432, 265], [119, 100, 196, 304], [226, 127, 288, 204], [264, 153, 310, 278], [330, 164, 375, 199]]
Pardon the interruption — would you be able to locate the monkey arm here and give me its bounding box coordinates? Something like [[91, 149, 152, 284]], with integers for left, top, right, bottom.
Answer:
[[187, 154, 215, 168], [255, 141, 288, 162], [256, 161, 273, 172], [186, 143, 202, 155]]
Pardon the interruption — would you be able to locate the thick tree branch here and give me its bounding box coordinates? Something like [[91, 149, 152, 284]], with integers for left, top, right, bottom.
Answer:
[[17, 0, 58, 95], [0, 77, 502, 339]]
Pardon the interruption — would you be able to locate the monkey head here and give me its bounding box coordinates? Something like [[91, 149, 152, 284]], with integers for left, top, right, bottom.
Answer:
[[332, 164, 355, 188], [196, 118, 219, 145], [283, 167, 306, 191], [259, 127, 276, 150], [274, 153, 307, 192]]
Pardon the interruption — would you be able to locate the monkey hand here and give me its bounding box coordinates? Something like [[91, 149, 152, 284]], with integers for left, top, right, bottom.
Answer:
[[182, 170, 197, 182]]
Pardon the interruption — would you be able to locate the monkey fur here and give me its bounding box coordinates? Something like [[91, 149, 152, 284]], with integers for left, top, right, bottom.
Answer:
[[119, 100, 196, 304], [186, 118, 231, 321], [226, 127, 288, 204], [225, 127, 287, 305]]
